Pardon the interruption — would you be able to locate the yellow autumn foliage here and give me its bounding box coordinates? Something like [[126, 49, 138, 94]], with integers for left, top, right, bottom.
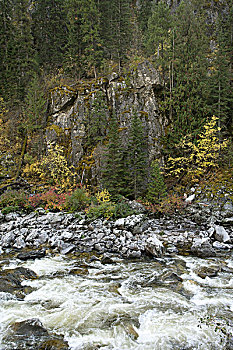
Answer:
[[166, 116, 228, 183], [23, 142, 75, 189], [96, 189, 111, 203]]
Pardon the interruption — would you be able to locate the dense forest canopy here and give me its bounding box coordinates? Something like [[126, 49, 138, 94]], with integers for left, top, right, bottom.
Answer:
[[0, 0, 232, 211]]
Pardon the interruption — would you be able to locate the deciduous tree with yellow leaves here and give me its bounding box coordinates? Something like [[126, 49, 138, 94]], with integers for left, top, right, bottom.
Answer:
[[166, 116, 228, 184]]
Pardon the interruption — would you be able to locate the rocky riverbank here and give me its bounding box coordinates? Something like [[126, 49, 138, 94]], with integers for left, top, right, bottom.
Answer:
[[0, 200, 232, 260]]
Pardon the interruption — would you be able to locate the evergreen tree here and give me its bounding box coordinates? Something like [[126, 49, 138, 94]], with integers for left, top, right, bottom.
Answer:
[[128, 112, 148, 199], [0, 0, 14, 100], [65, 0, 103, 78], [137, 0, 153, 36], [161, 0, 211, 157], [32, 0, 67, 69], [145, 0, 172, 77], [12, 0, 35, 101], [102, 113, 128, 197], [208, 5, 233, 137], [16, 73, 46, 177], [0, 0, 35, 102], [147, 161, 167, 204], [85, 91, 108, 149], [98, 0, 132, 71]]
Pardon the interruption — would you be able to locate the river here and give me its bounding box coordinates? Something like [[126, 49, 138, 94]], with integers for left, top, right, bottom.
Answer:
[[0, 251, 233, 349]]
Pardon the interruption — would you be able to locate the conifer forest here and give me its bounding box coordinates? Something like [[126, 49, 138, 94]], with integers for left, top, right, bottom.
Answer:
[[0, 0, 232, 214]]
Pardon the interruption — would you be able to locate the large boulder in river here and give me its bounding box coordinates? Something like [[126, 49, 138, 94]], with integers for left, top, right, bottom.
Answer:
[[0, 267, 37, 298], [191, 237, 216, 258], [3, 319, 69, 350]]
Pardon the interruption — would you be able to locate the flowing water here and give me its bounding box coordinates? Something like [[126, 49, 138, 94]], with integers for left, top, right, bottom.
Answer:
[[0, 252, 233, 349]]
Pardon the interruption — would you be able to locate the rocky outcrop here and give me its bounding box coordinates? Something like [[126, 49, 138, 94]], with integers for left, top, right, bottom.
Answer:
[[46, 61, 165, 181]]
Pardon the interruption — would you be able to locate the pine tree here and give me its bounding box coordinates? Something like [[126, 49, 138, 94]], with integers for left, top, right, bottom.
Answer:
[[102, 113, 128, 197], [145, 0, 172, 75], [137, 0, 153, 36], [98, 0, 132, 71], [161, 1, 211, 157], [16, 73, 46, 177], [0, 0, 35, 102], [147, 161, 167, 204], [85, 91, 108, 149], [0, 0, 14, 100], [208, 5, 233, 137], [128, 112, 148, 199], [32, 0, 67, 69], [65, 0, 103, 78]]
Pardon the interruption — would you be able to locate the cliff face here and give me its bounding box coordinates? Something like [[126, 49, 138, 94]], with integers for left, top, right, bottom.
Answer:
[[47, 61, 166, 182]]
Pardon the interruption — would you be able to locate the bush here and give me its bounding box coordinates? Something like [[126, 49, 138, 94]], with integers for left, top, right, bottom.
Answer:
[[86, 202, 116, 220], [1, 205, 20, 215], [66, 188, 91, 212], [113, 200, 135, 218], [27, 188, 68, 211], [0, 190, 27, 210]]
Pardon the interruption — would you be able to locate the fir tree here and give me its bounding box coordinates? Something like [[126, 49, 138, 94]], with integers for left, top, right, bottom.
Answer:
[[147, 161, 167, 204], [161, 1, 211, 157], [102, 113, 127, 197], [0, 0, 35, 102], [128, 112, 148, 199], [65, 0, 103, 78], [145, 0, 172, 79], [85, 91, 108, 149], [208, 6, 233, 137], [32, 0, 67, 69], [98, 0, 132, 71]]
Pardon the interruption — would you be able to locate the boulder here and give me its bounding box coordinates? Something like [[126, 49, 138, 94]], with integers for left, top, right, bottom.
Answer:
[[214, 225, 231, 243], [4, 318, 69, 350], [145, 234, 164, 257], [17, 249, 46, 261], [0, 267, 37, 298], [195, 265, 220, 279], [191, 238, 216, 258]]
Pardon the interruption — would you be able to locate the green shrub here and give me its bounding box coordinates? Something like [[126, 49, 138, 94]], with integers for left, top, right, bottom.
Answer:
[[113, 201, 135, 218], [1, 205, 20, 215], [0, 190, 27, 209], [66, 188, 91, 212], [86, 202, 116, 220]]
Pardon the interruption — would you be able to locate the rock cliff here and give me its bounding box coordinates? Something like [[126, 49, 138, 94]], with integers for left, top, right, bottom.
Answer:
[[46, 61, 166, 183]]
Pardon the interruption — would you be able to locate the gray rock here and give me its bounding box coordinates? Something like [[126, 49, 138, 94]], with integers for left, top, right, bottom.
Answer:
[[126, 250, 142, 258], [214, 225, 230, 243], [48, 213, 63, 224], [14, 236, 26, 249], [5, 212, 20, 222], [114, 218, 125, 228], [145, 234, 164, 257], [61, 230, 74, 240], [26, 229, 39, 242], [213, 241, 233, 250], [37, 232, 49, 245], [222, 217, 233, 225], [60, 243, 75, 255], [1, 231, 15, 247], [191, 238, 216, 258], [127, 200, 146, 213], [0, 211, 4, 222], [195, 265, 220, 279], [35, 207, 46, 215]]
